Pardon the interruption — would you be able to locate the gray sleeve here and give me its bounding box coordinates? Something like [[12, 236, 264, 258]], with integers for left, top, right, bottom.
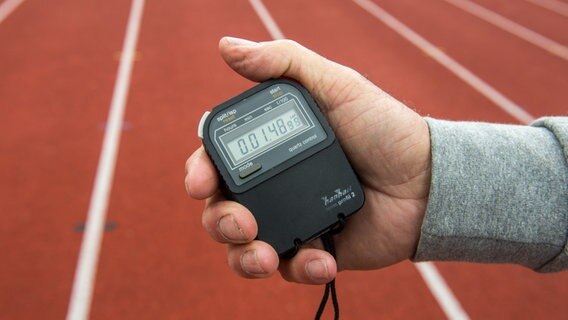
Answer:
[[412, 117, 568, 272]]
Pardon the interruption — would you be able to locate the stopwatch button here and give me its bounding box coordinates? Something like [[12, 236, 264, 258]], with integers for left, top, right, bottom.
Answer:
[[238, 163, 262, 179], [197, 111, 210, 139]]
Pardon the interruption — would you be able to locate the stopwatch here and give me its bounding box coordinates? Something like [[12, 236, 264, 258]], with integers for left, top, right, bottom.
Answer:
[[198, 79, 364, 256]]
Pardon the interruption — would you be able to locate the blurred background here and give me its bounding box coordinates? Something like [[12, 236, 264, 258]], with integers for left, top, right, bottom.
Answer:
[[0, 0, 567, 319]]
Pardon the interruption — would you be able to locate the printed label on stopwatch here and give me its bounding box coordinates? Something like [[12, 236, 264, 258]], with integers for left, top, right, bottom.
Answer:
[[321, 186, 356, 211]]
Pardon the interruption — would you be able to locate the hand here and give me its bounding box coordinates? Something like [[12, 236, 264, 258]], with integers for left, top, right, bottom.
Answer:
[[185, 37, 431, 284]]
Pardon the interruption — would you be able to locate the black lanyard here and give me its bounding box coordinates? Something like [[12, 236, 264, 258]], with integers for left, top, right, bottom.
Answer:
[[315, 233, 339, 320], [314, 215, 345, 320]]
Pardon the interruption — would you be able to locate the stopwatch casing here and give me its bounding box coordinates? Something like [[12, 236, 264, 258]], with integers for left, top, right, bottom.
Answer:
[[199, 79, 364, 257]]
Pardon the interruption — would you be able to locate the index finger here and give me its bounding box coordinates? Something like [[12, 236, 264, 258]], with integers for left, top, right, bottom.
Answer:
[[185, 147, 219, 200]]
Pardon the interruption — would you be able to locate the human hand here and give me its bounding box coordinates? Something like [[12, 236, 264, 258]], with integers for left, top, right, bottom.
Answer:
[[185, 37, 431, 284]]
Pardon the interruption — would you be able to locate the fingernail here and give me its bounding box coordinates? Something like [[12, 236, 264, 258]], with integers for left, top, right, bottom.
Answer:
[[224, 37, 260, 47], [306, 259, 330, 281], [241, 250, 266, 275], [217, 214, 247, 242]]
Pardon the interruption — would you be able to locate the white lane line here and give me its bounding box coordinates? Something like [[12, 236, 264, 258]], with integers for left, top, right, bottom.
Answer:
[[66, 0, 145, 319], [249, 0, 285, 39], [353, 0, 535, 124], [524, 0, 568, 17], [0, 0, 25, 24], [251, 1, 469, 319], [444, 0, 568, 61], [415, 263, 470, 320]]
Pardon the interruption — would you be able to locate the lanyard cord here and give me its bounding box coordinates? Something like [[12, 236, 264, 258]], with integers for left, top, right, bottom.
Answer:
[[315, 233, 339, 320], [314, 214, 345, 320]]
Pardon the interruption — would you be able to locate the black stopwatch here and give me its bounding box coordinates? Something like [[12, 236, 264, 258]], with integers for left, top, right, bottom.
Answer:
[[198, 79, 364, 257]]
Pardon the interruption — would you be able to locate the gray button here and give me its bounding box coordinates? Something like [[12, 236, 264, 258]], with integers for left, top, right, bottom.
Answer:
[[239, 163, 262, 179], [197, 111, 210, 139]]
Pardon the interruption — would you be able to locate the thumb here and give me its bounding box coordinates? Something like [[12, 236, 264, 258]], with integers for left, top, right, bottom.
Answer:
[[218, 37, 368, 113]]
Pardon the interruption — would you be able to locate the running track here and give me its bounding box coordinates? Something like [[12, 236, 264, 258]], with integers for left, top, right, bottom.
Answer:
[[0, 0, 567, 319]]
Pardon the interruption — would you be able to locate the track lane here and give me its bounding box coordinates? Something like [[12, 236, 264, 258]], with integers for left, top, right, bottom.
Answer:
[[478, 0, 568, 44], [372, 0, 568, 116], [524, 0, 568, 19], [0, 0, 132, 319], [436, 262, 568, 319], [67, 1, 146, 319], [353, 0, 534, 124], [444, 0, 568, 61], [88, 1, 337, 319]]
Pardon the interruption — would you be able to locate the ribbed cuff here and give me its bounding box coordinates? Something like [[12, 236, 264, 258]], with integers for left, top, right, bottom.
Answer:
[[413, 118, 568, 272]]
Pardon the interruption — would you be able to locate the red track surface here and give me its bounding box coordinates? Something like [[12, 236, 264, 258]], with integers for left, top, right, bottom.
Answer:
[[1, 0, 566, 319]]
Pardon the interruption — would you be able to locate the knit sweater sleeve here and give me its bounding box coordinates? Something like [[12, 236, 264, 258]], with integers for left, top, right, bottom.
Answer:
[[412, 117, 568, 272]]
